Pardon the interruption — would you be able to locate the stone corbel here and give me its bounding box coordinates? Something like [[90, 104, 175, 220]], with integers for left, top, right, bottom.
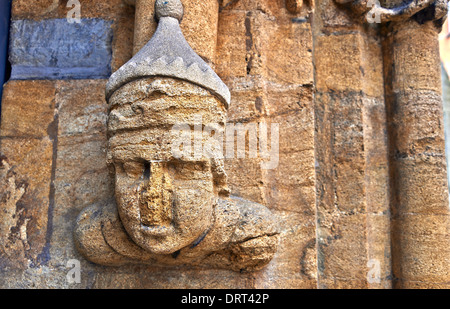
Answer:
[[74, 0, 280, 272], [334, 0, 447, 24]]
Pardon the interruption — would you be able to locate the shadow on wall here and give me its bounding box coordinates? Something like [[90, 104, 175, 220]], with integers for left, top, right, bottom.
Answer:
[[440, 16, 450, 203], [0, 0, 12, 117]]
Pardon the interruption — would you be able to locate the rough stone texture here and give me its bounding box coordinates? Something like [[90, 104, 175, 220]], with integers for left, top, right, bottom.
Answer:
[[313, 0, 392, 289], [383, 19, 450, 288], [0, 80, 56, 271], [215, 0, 316, 289], [9, 19, 113, 80]]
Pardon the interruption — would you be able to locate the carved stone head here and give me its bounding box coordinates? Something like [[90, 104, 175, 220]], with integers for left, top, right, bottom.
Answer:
[[107, 77, 227, 254], [74, 0, 279, 271], [103, 0, 232, 255]]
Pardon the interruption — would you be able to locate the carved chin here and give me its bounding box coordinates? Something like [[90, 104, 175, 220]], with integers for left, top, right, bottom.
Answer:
[[115, 180, 214, 254], [115, 202, 196, 255], [126, 222, 197, 255], [115, 206, 176, 254], [135, 223, 179, 254]]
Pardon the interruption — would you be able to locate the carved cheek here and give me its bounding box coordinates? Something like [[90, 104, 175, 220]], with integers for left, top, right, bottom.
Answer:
[[171, 182, 214, 232], [113, 163, 143, 216]]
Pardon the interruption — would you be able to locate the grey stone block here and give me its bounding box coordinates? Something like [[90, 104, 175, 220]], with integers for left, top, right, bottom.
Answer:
[[9, 18, 113, 80]]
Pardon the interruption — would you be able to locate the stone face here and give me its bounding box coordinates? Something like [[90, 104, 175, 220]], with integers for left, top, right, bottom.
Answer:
[[9, 19, 113, 80], [75, 76, 280, 272]]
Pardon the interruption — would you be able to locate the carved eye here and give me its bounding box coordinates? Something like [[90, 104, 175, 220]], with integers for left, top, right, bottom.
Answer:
[[123, 161, 145, 178], [131, 104, 144, 115], [172, 161, 210, 180]]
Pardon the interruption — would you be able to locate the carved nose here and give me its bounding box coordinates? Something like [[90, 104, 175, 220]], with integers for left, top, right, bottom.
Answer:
[[139, 162, 173, 227]]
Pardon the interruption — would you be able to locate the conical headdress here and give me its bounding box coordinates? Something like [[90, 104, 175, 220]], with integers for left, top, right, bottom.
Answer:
[[105, 0, 231, 108]]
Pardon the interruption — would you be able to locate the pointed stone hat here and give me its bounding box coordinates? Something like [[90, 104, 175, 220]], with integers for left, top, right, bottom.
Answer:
[[105, 0, 231, 108]]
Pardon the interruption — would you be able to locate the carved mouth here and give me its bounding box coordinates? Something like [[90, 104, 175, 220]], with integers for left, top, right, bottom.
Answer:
[[140, 223, 174, 237]]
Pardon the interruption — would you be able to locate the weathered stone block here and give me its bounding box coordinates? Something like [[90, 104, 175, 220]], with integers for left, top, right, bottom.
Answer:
[[270, 111, 314, 154], [265, 22, 313, 86], [56, 80, 108, 137], [317, 213, 369, 283], [0, 137, 54, 269], [225, 157, 265, 204], [266, 84, 313, 116], [314, 32, 383, 97], [315, 33, 363, 92], [392, 214, 450, 283], [254, 211, 317, 289], [9, 19, 113, 80], [394, 158, 449, 215], [334, 160, 366, 213], [265, 182, 315, 214], [0, 80, 56, 138], [264, 151, 315, 214], [11, 0, 129, 20], [216, 10, 248, 79], [226, 79, 266, 122]]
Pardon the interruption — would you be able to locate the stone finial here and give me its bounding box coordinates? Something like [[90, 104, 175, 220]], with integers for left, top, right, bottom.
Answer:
[[106, 0, 230, 107], [155, 0, 184, 21]]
